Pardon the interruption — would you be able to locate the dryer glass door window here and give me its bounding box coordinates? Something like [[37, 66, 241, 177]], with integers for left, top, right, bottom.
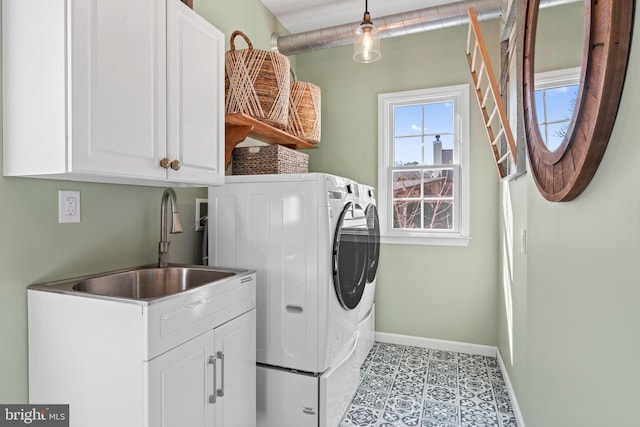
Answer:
[[365, 204, 380, 284], [333, 202, 368, 310]]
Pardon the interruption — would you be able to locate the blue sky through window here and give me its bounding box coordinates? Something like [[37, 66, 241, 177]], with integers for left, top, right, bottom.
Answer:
[[393, 102, 454, 166], [534, 84, 578, 151]]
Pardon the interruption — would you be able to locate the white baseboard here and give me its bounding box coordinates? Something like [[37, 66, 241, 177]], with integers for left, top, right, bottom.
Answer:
[[375, 331, 496, 357], [374, 331, 525, 426], [496, 349, 526, 427]]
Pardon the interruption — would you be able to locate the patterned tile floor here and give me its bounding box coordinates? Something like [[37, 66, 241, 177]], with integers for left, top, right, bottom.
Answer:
[[339, 342, 518, 427]]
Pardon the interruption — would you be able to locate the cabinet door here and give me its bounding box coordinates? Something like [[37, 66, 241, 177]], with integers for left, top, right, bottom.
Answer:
[[167, 0, 225, 185], [71, 0, 167, 180], [213, 310, 257, 427], [148, 331, 215, 427]]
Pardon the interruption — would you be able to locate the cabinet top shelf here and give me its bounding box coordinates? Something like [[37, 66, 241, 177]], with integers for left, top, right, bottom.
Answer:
[[225, 113, 317, 150]]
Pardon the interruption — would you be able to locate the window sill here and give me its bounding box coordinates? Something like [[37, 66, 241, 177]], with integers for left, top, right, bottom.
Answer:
[[380, 233, 471, 247]]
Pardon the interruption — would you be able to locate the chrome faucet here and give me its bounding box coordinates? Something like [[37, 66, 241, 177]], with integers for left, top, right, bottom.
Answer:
[[159, 188, 183, 268]]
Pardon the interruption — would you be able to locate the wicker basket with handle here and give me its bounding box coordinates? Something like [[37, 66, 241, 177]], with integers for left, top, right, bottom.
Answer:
[[286, 70, 321, 144], [225, 31, 290, 129]]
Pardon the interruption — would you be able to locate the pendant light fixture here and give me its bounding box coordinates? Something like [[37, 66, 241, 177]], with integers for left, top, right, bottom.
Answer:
[[353, 0, 381, 63]]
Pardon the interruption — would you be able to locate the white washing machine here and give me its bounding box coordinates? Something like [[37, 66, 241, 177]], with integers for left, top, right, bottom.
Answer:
[[208, 173, 370, 427]]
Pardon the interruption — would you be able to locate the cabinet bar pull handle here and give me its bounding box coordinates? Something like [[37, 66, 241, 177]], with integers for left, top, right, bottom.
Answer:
[[216, 350, 225, 397], [208, 355, 217, 404]]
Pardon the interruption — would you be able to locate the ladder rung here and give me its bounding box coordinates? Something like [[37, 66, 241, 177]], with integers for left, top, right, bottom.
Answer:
[[487, 106, 499, 125], [491, 127, 505, 145], [475, 63, 486, 90], [470, 44, 479, 73], [466, 20, 473, 54], [497, 151, 511, 164], [481, 84, 492, 108]]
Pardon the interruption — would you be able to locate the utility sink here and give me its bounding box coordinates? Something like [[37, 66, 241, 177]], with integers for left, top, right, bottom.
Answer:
[[72, 267, 234, 300], [28, 264, 244, 303]]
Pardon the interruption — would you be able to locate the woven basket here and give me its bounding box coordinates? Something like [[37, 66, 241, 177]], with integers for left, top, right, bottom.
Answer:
[[225, 31, 290, 129], [286, 70, 321, 144], [232, 145, 308, 175]]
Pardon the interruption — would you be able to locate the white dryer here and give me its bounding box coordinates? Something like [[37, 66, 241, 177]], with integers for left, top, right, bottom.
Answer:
[[357, 183, 380, 322], [208, 173, 369, 427], [355, 183, 380, 360]]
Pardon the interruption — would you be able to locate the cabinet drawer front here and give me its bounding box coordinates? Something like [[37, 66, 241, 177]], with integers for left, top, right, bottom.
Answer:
[[145, 274, 256, 360]]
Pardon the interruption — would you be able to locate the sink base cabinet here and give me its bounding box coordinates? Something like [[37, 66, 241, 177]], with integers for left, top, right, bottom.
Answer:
[[27, 273, 256, 427]]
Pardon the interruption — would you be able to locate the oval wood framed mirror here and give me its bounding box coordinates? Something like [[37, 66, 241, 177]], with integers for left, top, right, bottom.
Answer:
[[523, 0, 634, 202]]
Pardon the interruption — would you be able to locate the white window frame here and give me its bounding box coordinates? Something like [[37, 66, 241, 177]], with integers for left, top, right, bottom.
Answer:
[[534, 67, 581, 148], [377, 84, 470, 246]]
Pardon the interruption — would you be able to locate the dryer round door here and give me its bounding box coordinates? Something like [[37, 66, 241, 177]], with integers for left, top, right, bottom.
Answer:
[[333, 202, 368, 310], [365, 204, 380, 284]]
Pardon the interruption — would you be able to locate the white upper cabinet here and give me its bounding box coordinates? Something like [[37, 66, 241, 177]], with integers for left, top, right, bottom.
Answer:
[[166, 0, 225, 185], [2, 0, 225, 186]]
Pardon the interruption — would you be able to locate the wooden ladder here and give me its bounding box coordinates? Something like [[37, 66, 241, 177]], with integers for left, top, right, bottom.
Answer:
[[466, 8, 516, 178]]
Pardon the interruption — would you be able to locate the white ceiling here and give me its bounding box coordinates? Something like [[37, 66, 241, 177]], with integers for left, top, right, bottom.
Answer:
[[260, 0, 464, 34]]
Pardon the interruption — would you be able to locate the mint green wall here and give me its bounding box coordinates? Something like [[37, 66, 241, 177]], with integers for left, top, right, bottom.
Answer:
[[499, 2, 640, 425], [0, 0, 282, 404], [295, 22, 502, 345], [194, 0, 288, 51]]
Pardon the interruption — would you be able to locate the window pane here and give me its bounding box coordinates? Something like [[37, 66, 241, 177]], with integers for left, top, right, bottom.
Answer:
[[544, 85, 578, 122], [394, 136, 422, 166], [394, 105, 422, 136], [424, 102, 454, 134], [425, 134, 454, 165], [423, 201, 453, 230], [392, 200, 421, 229], [546, 122, 568, 151], [423, 169, 454, 197], [392, 170, 422, 198]]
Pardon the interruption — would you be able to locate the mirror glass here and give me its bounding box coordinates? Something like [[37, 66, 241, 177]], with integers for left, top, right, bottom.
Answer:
[[533, 1, 584, 152]]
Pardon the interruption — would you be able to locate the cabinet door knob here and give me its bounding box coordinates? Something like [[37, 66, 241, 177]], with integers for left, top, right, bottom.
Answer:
[[159, 158, 181, 171]]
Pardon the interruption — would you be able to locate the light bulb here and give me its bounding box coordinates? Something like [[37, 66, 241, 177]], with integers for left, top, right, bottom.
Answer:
[[362, 28, 372, 61], [354, 20, 381, 63]]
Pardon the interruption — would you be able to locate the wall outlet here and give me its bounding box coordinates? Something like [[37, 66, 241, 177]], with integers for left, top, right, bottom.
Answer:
[[59, 190, 81, 223]]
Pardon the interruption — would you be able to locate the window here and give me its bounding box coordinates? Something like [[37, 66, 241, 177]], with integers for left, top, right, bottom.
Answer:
[[534, 67, 580, 151], [378, 85, 470, 246]]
